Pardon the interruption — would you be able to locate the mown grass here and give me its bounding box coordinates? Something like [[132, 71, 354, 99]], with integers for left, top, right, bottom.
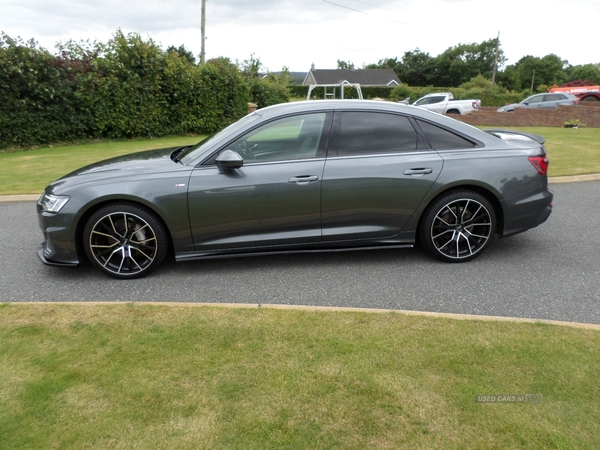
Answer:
[[0, 136, 202, 195], [0, 127, 598, 195], [498, 127, 600, 177], [1, 303, 598, 449]]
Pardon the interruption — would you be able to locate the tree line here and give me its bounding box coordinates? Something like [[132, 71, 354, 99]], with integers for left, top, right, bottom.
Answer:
[[3, 31, 599, 149], [358, 38, 600, 92]]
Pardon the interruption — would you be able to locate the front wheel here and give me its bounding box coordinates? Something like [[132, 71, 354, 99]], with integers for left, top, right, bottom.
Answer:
[[419, 191, 496, 262], [83, 203, 169, 279]]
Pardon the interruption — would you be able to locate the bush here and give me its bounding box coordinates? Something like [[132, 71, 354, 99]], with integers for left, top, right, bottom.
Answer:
[[389, 81, 527, 107], [248, 77, 289, 108], [0, 32, 251, 149]]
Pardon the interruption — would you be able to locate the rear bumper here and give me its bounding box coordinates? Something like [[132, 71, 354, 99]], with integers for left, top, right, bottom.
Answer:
[[502, 189, 553, 237]]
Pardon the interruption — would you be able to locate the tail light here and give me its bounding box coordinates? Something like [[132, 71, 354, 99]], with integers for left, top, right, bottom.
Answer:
[[528, 156, 549, 175]]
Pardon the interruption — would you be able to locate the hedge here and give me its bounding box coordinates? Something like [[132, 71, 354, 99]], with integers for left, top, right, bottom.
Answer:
[[0, 32, 280, 149]]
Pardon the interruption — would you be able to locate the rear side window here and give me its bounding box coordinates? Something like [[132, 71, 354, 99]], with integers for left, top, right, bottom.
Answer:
[[416, 119, 477, 150], [332, 112, 419, 156]]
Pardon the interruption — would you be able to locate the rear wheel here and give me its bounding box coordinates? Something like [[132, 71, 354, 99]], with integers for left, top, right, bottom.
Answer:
[[419, 190, 496, 262], [83, 203, 169, 279]]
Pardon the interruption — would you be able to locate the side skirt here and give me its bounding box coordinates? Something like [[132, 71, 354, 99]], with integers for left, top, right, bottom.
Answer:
[[175, 244, 414, 263]]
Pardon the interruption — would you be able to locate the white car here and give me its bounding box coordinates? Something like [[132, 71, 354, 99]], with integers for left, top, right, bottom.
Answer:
[[413, 93, 481, 115]]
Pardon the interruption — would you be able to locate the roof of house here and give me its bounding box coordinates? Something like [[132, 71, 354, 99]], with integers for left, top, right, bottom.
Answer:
[[303, 68, 400, 87]]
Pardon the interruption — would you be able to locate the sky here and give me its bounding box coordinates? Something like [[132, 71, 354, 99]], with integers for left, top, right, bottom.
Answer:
[[2, 0, 599, 73]]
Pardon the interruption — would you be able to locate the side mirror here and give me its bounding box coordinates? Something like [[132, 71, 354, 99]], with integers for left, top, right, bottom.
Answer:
[[216, 150, 244, 169]]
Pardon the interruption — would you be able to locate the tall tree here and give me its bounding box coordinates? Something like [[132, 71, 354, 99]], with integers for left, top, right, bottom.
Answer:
[[568, 64, 600, 85], [433, 38, 505, 87], [166, 45, 196, 64], [398, 49, 435, 86], [514, 54, 569, 91]]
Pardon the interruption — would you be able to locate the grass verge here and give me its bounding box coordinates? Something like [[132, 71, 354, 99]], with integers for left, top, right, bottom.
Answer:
[[0, 127, 599, 195], [1, 303, 599, 449]]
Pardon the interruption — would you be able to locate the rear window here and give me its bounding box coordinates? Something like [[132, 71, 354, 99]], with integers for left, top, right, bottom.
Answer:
[[416, 120, 477, 150]]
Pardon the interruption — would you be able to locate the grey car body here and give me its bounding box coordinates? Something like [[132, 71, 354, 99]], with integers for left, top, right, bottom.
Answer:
[[37, 100, 553, 278], [497, 93, 579, 112]]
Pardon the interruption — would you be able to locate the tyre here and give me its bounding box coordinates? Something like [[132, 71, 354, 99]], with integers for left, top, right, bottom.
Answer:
[[83, 203, 169, 279], [419, 190, 496, 262]]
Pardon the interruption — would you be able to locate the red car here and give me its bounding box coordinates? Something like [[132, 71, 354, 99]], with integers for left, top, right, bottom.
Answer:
[[549, 83, 600, 102]]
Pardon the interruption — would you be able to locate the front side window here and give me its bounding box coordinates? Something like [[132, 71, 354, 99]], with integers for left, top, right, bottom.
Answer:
[[331, 112, 419, 157], [224, 113, 327, 163], [414, 96, 445, 106]]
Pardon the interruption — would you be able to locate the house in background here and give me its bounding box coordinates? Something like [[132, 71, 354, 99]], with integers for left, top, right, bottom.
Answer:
[[303, 64, 401, 99]]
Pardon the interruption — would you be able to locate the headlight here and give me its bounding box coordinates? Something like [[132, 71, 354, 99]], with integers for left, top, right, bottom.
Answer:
[[38, 194, 70, 213]]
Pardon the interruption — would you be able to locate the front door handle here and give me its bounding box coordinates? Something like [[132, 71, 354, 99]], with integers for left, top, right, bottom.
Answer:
[[403, 168, 433, 176], [288, 175, 319, 184]]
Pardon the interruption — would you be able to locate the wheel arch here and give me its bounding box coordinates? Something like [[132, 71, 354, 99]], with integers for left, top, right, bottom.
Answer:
[[417, 184, 505, 239], [75, 198, 175, 264], [578, 93, 600, 101]]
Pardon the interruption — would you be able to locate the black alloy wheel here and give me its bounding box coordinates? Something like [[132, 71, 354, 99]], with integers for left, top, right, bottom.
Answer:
[[83, 203, 169, 279], [420, 190, 496, 262]]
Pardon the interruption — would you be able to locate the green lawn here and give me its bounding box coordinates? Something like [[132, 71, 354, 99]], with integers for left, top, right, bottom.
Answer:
[[488, 127, 600, 177], [1, 303, 599, 449], [0, 128, 598, 195], [2, 129, 599, 448], [0, 136, 203, 195]]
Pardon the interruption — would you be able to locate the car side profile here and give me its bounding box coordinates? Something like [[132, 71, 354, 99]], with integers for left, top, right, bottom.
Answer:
[[37, 100, 553, 279], [497, 93, 579, 112]]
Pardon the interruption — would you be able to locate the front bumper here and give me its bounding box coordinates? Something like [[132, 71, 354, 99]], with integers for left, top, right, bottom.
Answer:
[[37, 244, 79, 267], [37, 206, 82, 267]]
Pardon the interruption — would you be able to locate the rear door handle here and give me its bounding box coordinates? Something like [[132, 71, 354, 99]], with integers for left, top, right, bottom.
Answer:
[[288, 175, 319, 184], [403, 168, 433, 176]]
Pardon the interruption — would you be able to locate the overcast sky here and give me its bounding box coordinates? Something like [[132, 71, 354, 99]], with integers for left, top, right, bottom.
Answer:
[[3, 0, 599, 72]]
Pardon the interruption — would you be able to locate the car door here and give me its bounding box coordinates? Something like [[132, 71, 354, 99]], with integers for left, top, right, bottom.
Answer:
[[187, 112, 331, 251], [542, 93, 566, 108], [320, 111, 444, 241]]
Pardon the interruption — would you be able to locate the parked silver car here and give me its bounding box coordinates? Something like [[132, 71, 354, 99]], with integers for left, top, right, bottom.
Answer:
[[497, 93, 579, 112], [37, 100, 553, 278]]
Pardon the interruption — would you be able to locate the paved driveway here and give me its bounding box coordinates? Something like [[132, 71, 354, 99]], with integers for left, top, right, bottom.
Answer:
[[0, 181, 598, 324]]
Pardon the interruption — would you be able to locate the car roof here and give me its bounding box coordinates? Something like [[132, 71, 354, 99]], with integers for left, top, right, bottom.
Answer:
[[252, 100, 492, 142]]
